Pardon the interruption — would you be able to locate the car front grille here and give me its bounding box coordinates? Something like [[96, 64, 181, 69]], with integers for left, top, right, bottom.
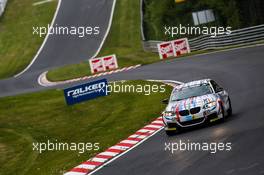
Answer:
[[179, 110, 189, 116], [179, 107, 201, 116], [190, 107, 201, 114]]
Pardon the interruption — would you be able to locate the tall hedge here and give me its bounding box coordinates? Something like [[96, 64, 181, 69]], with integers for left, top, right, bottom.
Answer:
[[143, 0, 264, 40]]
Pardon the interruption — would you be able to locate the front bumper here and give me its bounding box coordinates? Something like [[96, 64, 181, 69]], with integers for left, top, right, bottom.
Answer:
[[163, 107, 222, 130]]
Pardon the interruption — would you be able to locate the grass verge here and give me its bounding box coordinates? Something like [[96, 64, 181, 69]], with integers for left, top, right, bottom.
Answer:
[[0, 0, 57, 79], [0, 80, 172, 175]]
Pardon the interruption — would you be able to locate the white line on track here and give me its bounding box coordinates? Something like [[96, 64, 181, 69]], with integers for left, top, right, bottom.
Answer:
[[33, 0, 55, 6], [14, 0, 62, 77], [88, 127, 164, 175], [37, 0, 117, 86], [89, 0, 116, 60]]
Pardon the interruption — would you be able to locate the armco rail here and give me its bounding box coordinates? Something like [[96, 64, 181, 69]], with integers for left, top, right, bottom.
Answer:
[[140, 0, 146, 41], [0, 0, 7, 17], [142, 24, 264, 52]]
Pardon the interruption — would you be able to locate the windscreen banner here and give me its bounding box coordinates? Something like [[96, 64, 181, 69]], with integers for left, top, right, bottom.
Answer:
[[157, 38, 191, 59], [89, 55, 118, 74], [64, 79, 108, 105]]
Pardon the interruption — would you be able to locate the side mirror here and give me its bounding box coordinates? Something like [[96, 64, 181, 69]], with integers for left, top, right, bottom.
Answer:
[[162, 99, 169, 104]]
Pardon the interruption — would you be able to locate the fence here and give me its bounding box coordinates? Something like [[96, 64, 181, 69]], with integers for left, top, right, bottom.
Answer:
[[142, 24, 264, 52], [0, 0, 7, 17]]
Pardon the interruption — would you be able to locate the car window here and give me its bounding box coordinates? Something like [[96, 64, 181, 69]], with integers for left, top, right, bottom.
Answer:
[[171, 84, 213, 101], [210, 80, 223, 93]]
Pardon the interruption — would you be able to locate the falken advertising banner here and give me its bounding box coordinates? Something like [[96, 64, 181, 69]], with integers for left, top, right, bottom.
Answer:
[[64, 79, 108, 105]]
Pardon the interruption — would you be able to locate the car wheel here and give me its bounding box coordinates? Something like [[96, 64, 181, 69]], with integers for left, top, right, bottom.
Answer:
[[227, 97, 233, 117], [165, 126, 182, 136], [165, 130, 176, 136], [219, 103, 226, 122]]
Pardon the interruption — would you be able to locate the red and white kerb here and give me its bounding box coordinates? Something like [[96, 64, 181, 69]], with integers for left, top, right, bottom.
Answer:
[[64, 117, 164, 175]]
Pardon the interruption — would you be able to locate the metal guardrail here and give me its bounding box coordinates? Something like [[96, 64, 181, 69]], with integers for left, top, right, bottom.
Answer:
[[140, 0, 146, 41], [142, 24, 264, 52], [0, 0, 8, 17]]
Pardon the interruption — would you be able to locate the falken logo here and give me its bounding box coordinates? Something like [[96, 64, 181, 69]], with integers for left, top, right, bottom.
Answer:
[[64, 79, 108, 105], [67, 82, 106, 98]]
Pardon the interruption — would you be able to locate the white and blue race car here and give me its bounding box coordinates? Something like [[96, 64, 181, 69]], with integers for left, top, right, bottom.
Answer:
[[162, 79, 232, 135]]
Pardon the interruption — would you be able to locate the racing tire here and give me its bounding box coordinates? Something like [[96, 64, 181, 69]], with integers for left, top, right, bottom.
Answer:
[[165, 130, 176, 136], [165, 126, 181, 136], [227, 97, 233, 117], [219, 103, 226, 122]]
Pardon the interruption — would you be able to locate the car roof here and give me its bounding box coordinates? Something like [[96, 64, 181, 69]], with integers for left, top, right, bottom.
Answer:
[[174, 79, 211, 91]]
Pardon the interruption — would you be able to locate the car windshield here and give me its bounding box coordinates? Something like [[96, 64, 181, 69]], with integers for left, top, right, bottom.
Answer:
[[171, 84, 212, 101]]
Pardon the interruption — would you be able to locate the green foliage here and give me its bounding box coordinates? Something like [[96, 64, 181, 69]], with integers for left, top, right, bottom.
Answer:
[[143, 0, 263, 40]]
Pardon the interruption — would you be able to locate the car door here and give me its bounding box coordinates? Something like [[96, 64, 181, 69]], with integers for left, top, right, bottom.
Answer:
[[210, 80, 229, 109]]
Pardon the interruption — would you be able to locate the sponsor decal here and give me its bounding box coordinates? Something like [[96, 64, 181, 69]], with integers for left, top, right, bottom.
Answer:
[[64, 79, 108, 105], [89, 55, 118, 74], [157, 38, 191, 59]]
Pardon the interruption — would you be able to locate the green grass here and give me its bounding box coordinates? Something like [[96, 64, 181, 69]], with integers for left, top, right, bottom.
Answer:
[[0, 0, 57, 79], [0, 80, 172, 175], [47, 0, 159, 82]]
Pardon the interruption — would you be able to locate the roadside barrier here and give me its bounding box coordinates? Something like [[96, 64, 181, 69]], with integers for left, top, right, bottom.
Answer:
[[142, 24, 264, 52], [0, 0, 7, 17]]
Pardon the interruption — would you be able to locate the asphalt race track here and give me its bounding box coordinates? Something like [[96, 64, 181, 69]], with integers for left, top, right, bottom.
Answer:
[[90, 45, 264, 175], [0, 0, 115, 97], [1, 1, 264, 175]]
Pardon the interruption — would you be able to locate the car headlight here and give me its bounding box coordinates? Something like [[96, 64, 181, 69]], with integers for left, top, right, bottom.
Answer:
[[204, 101, 217, 109], [163, 111, 176, 119]]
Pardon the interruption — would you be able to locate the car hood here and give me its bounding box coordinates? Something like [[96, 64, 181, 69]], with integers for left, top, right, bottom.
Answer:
[[166, 94, 218, 111]]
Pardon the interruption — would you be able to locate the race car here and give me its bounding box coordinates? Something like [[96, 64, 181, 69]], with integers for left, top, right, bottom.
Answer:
[[162, 79, 232, 135]]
